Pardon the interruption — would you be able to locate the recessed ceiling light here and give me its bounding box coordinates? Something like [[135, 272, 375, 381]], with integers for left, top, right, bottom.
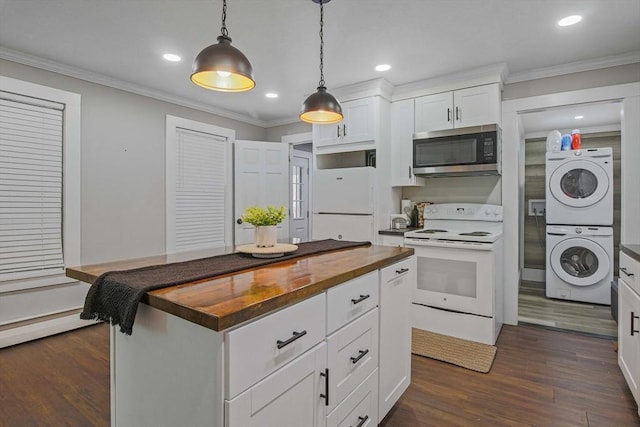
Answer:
[[375, 64, 391, 72], [265, 92, 278, 99], [558, 15, 582, 27], [574, 115, 584, 120], [163, 53, 182, 62]]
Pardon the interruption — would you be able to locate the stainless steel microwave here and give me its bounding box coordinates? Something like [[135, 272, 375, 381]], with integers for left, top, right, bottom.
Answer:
[[412, 124, 501, 177]]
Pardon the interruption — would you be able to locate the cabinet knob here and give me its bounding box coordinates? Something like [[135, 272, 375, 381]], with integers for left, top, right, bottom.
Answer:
[[337, 125, 341, 137], [343, 124, 346, 136], [447, 107, 451, 123], [395, 268, 409, 275], [632, 312, 639, 336], [236, 218, 243, 224], [354, 415, 369, 427], [350, 349, 369, 364]]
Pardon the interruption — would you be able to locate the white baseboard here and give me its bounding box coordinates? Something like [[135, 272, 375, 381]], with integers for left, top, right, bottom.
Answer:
[[522, 268, 545, 283], [0, 313, 98, 348]]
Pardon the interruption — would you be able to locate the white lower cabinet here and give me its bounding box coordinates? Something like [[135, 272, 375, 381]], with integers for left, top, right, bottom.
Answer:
[[618, 251, 640, 414], [226, 342, 327, 427], [378, 256, 414, 421]]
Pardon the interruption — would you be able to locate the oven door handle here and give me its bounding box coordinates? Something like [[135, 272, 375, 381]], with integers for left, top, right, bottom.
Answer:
[[404, 239, 495, 250]]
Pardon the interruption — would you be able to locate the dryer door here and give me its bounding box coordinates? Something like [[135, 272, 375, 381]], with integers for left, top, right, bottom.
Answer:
[[550, 237, 610, 286], [548, 160, 609, 208]]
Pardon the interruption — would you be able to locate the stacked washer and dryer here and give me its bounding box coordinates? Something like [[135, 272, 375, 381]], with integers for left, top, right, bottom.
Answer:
[[545, 147, 614, 305]]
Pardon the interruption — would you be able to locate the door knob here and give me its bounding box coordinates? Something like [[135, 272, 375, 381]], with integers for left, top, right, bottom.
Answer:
[[236, 218, 243, 224]]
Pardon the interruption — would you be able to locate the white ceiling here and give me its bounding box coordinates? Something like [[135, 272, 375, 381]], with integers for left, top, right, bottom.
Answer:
[[1, 0, 639, 127]]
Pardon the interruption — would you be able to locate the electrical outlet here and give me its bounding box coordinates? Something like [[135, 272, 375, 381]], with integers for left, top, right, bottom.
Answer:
[[528, 199, 546, 216]]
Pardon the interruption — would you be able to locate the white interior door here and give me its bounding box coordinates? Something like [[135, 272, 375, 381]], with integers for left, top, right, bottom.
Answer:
[[234, 140, 289, 245], [290, 150, 311, 242]]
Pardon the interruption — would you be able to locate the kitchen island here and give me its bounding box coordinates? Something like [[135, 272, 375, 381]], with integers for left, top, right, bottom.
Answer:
[[67, 243, 415, 427]]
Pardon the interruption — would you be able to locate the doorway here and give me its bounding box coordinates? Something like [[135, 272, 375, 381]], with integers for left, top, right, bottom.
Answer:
[[282, 133, 313, 243], [290, 149, 311, 241]]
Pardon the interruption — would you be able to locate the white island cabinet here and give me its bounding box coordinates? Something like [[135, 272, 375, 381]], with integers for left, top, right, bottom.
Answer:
[[104, 251, 416, 427]]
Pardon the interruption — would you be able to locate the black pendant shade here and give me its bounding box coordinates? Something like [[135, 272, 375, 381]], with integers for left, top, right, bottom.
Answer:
[[191, 0, 255, 92], [191, 35, 255, 92], [300, 85, 343, 124], [300, 0, 343, 124]]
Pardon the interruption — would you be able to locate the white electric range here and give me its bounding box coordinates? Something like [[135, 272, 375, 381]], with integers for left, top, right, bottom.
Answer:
[[404, 203, 504, 345]]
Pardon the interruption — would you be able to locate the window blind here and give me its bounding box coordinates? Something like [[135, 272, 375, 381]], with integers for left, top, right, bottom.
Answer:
[[174, 128, 227, 251], [0, 95, 64, 280]]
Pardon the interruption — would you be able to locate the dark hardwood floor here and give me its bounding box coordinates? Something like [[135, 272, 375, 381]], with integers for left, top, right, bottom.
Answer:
[[1, 323, 638, 426], [518, 280, 617, 338]]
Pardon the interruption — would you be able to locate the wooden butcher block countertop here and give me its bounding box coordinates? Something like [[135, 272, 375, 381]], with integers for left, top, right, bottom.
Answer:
[[66, 244, 413, 332]]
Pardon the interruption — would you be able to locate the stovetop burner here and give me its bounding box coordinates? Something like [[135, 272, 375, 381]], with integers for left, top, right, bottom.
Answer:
[[459, 231, 491, 237], [418, 229, 448, 234]]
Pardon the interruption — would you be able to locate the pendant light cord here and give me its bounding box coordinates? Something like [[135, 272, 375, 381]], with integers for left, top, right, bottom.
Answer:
[[318, 0, 325, 87], [221, 0, 229, 37]]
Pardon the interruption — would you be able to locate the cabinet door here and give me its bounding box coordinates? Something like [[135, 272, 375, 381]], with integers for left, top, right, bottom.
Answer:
[[378, 256, 414, 421], [618, 279, 640, 402], [314, 122, 342, 147], [453, 83, 500, 128], [341, 98, 376, 145], [391, 99, 424, 187], [414, 92, 453, 132], [377, 234, 404, 247], [226, 342, 327, 427]]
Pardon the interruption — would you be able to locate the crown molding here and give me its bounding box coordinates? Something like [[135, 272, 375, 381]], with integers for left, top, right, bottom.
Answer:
[[391, 63, 508, 102], [0, 47, 267, 127], [506, 51, 640, 84]]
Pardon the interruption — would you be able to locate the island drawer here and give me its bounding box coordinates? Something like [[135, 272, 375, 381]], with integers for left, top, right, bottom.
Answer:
[[225, 293, 326, 399], [326, 307, 379, 412], [326, 271, 379, 334], [326, 368, 378, 427]]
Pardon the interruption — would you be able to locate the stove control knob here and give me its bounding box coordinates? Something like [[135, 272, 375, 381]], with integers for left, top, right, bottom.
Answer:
[[485, 208, 492, 216]]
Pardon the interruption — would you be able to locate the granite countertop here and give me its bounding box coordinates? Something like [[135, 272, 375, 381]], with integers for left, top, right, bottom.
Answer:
[[621, 244, 640, 263], [378, 227, 421, 236], [66, 244, 414, 331]]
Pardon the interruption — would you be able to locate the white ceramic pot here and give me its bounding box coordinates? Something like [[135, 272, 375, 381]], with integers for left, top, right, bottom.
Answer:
[[255, 225, 278, 247]]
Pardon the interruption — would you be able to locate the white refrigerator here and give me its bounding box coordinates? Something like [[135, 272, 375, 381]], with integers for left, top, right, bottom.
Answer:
[[312, 167, 375, 242]]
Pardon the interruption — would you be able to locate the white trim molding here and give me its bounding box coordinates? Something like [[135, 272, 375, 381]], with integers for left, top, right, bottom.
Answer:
[[506, 51, 640, 84], [0, 47, 266, 127]]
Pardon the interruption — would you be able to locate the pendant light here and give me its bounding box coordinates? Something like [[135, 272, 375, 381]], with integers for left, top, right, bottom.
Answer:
[[191, 0, 255, 92], [300, 0, 343, 124]]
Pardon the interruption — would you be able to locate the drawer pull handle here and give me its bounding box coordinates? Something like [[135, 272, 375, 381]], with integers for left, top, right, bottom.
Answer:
[[352, 415, 369, 427], [395, 268, 409, 274], [351, 349, 369, 364], [632, 312, 639, 336], [276, 330, 307, 349], [319, 368, 329, 406], [621, 267, 635, 277], [351, 294, 370, 305]]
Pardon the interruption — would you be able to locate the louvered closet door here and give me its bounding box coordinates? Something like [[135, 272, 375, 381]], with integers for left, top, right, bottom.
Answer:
[[0, 95, 64, 281], [172, 128, 228, 252]]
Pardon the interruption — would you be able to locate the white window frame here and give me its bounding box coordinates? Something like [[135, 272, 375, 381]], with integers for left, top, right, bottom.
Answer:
[[0, 76, 81, 292], [165, 115, 234, 253]]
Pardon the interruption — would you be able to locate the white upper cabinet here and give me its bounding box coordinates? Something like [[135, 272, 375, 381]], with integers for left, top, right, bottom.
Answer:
[[314, 97, 377, 148], [390, 99, 425, 187], [414, 83, 501, 132]]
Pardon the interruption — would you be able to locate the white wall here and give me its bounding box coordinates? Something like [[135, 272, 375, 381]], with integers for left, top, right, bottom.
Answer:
[[402, 176, 501, 207], [265, 121, 311, 142], [0, 59, 266, 264]]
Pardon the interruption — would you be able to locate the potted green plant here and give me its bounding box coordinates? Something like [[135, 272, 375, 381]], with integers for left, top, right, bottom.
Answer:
[[241, 205, 287, 247]]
